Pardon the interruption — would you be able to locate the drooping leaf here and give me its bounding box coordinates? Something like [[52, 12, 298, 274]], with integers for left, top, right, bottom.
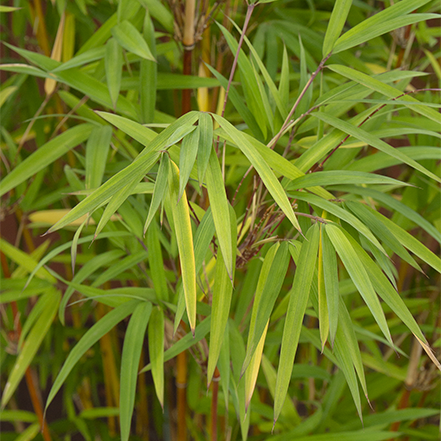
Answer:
[[148, 306, 165, 408], [2, 289, 60, 408], [46, 300, 140, 411], [120, 302, 152, 441], [274, 224, 319, 424], [168, 160, 197, 333]]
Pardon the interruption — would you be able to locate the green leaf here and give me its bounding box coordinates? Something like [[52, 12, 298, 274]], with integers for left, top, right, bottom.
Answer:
[[146, 221, 169, 301], [140, 316, 211, 373], [205, 148, 234, 279], [334, 9, 438, 54], [274, 224, 319, 423], [213, 114, 301, 233], [179, 125, 200, 200], [321, 226, 339, 346], [322, 0, 352, 56], [85, 126, 112, 190], [47, 113, 198, 233], [242, 242, 290, 376], [51, 47, 105, 72], [312, 112, 441, 184], [197, 112, 213, 186], [105, 38, 123, 109], [148, 306, 165, 408], [168, 160, 197, 333], [325, 224, 393, 345], [0, 124, 94, 197], [345, 201, 422, 272], [2, 289, 60, 408], [120, 301, 152, 441], [288, 191, 386, 255], [111, 20, 156, 61], [140, 11, 157, 123], [207, 212, 236, 387], [327, 64, 441, 125], [288, 170, 409, 190], [97, 111, 157, 145], [46, 300, 140, 411]]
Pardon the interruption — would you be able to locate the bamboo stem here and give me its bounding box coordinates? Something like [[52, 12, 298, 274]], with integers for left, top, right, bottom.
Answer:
[[210, 368, 220, 441]]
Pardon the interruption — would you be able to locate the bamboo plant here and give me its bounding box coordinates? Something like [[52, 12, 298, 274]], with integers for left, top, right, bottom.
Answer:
[[1, 0, 440, 440]]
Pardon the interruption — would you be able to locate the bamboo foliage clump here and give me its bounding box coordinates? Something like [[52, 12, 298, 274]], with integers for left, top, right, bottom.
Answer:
[[0, 0, 440, 440]]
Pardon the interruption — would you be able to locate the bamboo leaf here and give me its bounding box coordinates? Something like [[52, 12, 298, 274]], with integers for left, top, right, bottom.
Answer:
[[242, 242, 290, 376], [346, 201, 422, 272], [168, 160, 197, 333], [334, 7, 437, 54], [2, 289, 60, 408], [148, 306, 164, 408], [0, 124, 94, 197], [111, 20, 156, 61], [312, 112, 441, 184], [46, 300, 140, 411], [0, 239, 55, 282], [318, 226, 329, 349], [105, 38, 123, 109], [274, 224, 319, 424], [214, 114, 301, 233], [288, 191, 386, 255], [197, 112, 213, 186], [205, 148, 234, 279], [327, 64, 441, 125], [245, 322, 268, 413], [207, 207, 237, 387], [140, 316, 211, 373], [140, 11, 157, 123], [120, 301, 152, 441], [179, 125, 200, 200], [288, 170, 410, 190], [322, 0, 353, 56], [325, 224, 393, 345], [85, 125, 112, 190], [321, 226, 339, 346]]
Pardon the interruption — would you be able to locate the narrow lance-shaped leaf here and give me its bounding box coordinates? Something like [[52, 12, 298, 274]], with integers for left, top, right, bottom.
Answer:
[[321, 224, 339, 347], [274, 224, 319, 425], [105, 38, 123, 109], [1, 289, 60, 408], [241, 242, 290, 376], [339, 227, 440, 371], [322, 0, 352, 56], [111, 20, 156, 61], [179, 125, 200, 200], [47, 113, 199, 232], [144, 153, 169, 234], [205, 148, 233, 279], [207, 206, 236, 387], [197, 112, 213, 186], [45, 300, 140, 412], [333, 0, 435, 54], [148, 306, 165, 408], [245, 322, 268, 413], [0, 124, 94, 197], [325, 223, 393, 346], [213, 114, 302, 233], [85, 125, 112, 190], [318, 225, 329, 350], [140, 11, 157, 123], [120, 302, 152, 441], [312, 112, 441, 184], [168, 160, 197, 334]]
